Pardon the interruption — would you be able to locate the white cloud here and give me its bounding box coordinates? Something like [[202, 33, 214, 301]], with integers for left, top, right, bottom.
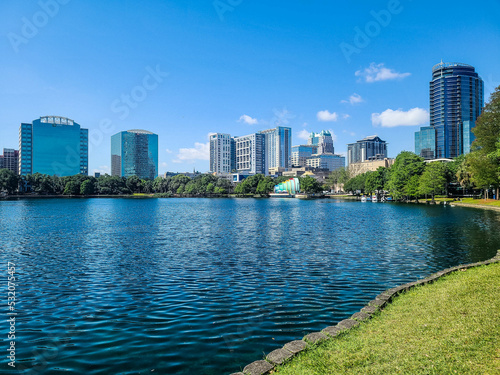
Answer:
[[302, 122, 308, 127], [165, 149, 173, 154], [297, 129, 310, 140], [371, 108, 429, 127], [343, 114, 351, 119], [341, 93, 364, 105], [174, 142, 210, 163], [161, 162, 168, 167], [317, 110, 338, 122], [273, 108, 295, 126], [355, 63, 411, 83], [238, 114, 258, 125]]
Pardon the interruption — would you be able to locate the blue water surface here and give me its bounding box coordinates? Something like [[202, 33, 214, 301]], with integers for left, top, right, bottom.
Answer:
[[0, 198, 499, 374]]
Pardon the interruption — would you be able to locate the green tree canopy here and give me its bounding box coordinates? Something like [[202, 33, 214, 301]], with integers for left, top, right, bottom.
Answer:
[[419, 162, 447, 200], [63, 180, 80, 195], [388, 151, 425, 200], [467, 85, 500, 196], [0, 169, 18, 194], [80, 179, 95, 195], [299, 175, 322, 193]]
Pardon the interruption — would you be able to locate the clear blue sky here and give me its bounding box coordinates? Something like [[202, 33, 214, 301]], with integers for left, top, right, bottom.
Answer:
[[1, 0, 499, 175]]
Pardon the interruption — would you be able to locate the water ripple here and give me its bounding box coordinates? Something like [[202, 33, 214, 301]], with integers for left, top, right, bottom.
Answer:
[[0, 198, 499, 374]]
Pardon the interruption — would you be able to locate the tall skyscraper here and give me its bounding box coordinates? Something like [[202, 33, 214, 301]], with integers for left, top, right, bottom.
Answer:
[[260, 126, 292, 173], [209, 133, 235, 174], [415, 62, 484, 159], [0, 149, 19, 175], [347, 135, 387, 165], [111, 129, 158, 179], [234, 133, 265, 175], [308, 130, 334, 154], [18, 116, 88, 176]]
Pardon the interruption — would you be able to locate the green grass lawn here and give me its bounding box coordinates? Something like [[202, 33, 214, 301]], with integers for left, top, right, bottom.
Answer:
[[455, 198, 500, 208], [275, 263, 500, 375]]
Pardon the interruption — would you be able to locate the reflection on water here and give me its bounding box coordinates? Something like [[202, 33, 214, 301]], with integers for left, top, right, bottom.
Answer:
[[0, 198, 499, 374]]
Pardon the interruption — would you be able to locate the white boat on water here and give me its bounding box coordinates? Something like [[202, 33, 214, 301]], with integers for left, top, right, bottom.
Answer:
[[372, 195, 378, 202], [361, 196, 370, 202]]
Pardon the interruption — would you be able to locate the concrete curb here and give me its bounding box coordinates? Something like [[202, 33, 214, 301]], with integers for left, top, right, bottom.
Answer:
[[229, 250, 500, 375]]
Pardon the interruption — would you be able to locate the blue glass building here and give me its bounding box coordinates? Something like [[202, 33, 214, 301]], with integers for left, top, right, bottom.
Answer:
[[414, 126, 436, 160], [18, 116, 88, 176], [111, 129, 158, 179], [429, 62, 484, 158]]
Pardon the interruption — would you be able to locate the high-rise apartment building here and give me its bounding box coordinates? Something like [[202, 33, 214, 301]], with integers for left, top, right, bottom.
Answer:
[[0, 149, 19, 175], [234, 133, 265, 175], [260, 126, 291, 173], [18, 116, 88, 176], [111, 129, 158, 179], [347, 135, 387, 165], [308, 130, 334, 154], [415, 62, 484, 159], [209, 133, 235, 174], [210, 126, 290, 176]]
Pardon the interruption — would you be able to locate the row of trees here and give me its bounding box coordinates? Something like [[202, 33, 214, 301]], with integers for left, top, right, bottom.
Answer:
[[330, 153, 463, 201], [0, 170, 325, 197], [233, 174, 324, 195], [0, 172, 235, 196]]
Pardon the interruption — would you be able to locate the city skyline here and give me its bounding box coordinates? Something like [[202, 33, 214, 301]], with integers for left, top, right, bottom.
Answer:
[[1, 1, 499, 175]]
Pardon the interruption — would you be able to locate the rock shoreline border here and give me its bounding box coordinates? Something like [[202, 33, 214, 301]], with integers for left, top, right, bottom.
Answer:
[[230, 250, 500, 375]]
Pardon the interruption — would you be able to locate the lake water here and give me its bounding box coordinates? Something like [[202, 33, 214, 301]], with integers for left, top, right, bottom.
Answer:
[[1, 198, 499, 374]]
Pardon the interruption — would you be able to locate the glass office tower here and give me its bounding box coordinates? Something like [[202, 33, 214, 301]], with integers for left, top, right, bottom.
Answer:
[[111, 129, 158, 179], [415, 126, 436, 160], [430, 62, 484, 158], [18, 116, 88, 176]]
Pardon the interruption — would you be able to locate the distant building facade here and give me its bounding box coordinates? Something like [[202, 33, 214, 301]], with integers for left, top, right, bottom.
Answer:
[[348, 158, 395, 177], [306, 153, 345, 171], [210, 126, 291, 176], [0, 149, 19, 175], [308, 130, 334, 154], [347, 135, 387, 165], [19, 116, 88, 176], [209, 133, 235, 174], [260, 126, 292, 173], [415, 62, 484, 159], [291, 145, 317, 167], [415, 126, 436, 160], [291, 130, 344, 172], [111, 129, 158, 179], [234, 133, 266, 175]]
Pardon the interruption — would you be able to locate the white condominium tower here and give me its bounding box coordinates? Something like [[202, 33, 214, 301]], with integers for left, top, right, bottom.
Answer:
[[209, 133, 235, 174]]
